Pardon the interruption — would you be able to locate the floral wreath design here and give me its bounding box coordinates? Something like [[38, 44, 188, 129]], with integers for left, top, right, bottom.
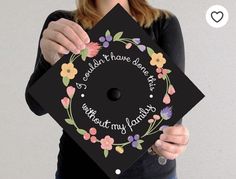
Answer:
[[60, 30, 175, 158]]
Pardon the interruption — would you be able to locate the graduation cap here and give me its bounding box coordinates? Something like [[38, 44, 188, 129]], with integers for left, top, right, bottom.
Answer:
[[29, 4, 204, 179]]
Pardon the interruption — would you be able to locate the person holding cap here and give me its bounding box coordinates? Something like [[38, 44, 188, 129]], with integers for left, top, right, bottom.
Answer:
[[25, 0, 189, 178]]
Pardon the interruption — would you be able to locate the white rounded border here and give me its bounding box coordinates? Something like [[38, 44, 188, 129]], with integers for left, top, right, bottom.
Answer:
[[206, 5, 229, 28]]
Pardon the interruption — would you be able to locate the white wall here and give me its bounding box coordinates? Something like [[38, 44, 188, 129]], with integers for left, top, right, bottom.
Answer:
[[0, 0, 235, 178], [0, 1, 75, 179]]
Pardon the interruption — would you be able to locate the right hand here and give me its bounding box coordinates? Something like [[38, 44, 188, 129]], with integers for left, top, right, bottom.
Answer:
[[40, 18, 90, 65]]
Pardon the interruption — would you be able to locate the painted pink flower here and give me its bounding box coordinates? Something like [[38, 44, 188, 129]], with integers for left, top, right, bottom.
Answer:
[[90, 136, 97, 143], [148, 119, 154, 124], [156, 68, 171, 79], [100, 135, 114, 151], [89, 128, 97, 135], [153, 114, 161, 120], [168, 85, 175, 95], [156, 68, 162, 73], [61, 97, 70, 109], [66, 86, 75, 98], [83, 127, 97, 143], [86, 42, 101, 58], [158, 73, 163, 79], [125, 43, 132, 49], [163, 94, 171, 104], [83, 133, 90, 141], [162, 69, 168, 75]]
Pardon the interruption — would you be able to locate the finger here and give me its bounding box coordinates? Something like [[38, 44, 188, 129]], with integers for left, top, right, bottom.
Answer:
[[155, 140, 185, 154], [41, 38, 69, 55], [40, 39, 69, 65], [152, 145, 177, 160], [43, 29, 80, 54], [163, 125, 189, 136], [58, 18, 90, 44], [160, 134, 189, 145], [49, 21, 84, 49]]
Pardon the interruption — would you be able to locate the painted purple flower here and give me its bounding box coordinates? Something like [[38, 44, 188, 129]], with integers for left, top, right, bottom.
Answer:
[[138, 45, 146, 52], [99, 35, 113, 48], [132, 38, 141, 44], [160, 106, 173, 120], [128, 134, 140, 148]]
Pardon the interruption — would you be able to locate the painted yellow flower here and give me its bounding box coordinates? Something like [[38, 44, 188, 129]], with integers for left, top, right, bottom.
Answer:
[[60, 63, 78, 80], [150, 52, 166, 68], [115, 146, 124, 154]]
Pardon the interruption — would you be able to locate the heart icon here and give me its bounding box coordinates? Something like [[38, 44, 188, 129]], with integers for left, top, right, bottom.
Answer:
[[206, 5, 229, 28], [211, 11, 224, 23]]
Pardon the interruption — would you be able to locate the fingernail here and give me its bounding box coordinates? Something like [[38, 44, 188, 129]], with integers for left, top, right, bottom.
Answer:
[[84, 37, 90, 44], [155, 140, 162, 147], [160, 134, 165, 140]]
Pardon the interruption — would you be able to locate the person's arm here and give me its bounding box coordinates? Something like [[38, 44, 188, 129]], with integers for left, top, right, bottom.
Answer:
[[154, 13, 185, 124], [25, 10, 73, 116], [150, 13, 189, 160], [156, 13, 185, 72]]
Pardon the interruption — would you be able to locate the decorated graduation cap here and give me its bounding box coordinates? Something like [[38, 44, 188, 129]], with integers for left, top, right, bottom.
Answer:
[[29, 4, 204, 179]]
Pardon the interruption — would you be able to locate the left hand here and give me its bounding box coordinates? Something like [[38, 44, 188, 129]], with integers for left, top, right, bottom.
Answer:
[[152, 124, 189, 160]]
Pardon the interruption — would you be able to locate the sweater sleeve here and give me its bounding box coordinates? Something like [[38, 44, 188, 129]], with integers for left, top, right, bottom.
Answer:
[[159, 14, 185, 72], [25, 10, 73, 116], [154, 13, 185, 124]]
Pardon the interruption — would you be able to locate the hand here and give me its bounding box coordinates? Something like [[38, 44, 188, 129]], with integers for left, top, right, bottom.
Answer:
[[40, 18, 90, 65], [152, 124, 189, 160]]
